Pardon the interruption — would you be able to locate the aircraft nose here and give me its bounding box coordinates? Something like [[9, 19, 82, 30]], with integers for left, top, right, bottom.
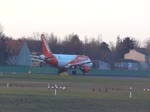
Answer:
[[90, 62, 93, 67], [87, 61, 93, 67]]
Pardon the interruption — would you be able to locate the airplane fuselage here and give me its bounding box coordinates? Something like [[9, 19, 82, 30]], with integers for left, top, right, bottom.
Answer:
[[40, 54, 93, 68]]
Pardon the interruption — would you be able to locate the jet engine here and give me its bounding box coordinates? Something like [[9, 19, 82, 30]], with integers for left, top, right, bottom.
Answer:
[[80, 65, 90, 74]]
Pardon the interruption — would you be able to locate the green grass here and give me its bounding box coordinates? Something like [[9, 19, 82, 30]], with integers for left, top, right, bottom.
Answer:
[[0, 74, 150, 112]]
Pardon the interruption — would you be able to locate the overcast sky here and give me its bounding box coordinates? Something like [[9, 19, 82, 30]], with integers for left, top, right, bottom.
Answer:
[[0, 0, 150, 43]]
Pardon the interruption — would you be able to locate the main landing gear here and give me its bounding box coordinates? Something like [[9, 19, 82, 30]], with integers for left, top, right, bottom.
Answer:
[[58, 67, 86, 75]]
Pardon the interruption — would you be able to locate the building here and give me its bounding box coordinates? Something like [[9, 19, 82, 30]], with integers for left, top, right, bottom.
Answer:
[[92, 60, 111, 70], [124, 49, 150, 70], [6, 40, 32, 66], [26, 40, 42, 67], [115, 59, 139, 70], [5, 39, 55, 67]]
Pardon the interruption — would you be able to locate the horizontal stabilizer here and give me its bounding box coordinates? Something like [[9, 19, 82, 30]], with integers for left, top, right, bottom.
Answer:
[[30, 55, 40, 58], [31, 58, 45, 63]]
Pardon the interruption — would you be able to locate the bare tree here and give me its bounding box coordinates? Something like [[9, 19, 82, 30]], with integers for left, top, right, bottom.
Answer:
[[0, 25, 12, 65], [144, 37, 150, 54], [61, 34, 83, 54]]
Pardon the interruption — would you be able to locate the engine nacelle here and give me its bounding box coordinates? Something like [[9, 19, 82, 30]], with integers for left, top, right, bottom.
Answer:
[[39, 55, 45, 60], [81, 65, 90, 73]]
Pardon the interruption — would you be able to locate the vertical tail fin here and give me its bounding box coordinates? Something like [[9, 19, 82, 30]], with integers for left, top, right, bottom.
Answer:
[[41, 34, 54, 58]]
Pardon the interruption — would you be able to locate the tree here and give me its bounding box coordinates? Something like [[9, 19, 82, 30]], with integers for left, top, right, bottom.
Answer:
[[99, 42, 111, 60], [47, 33, 60, 53], [0, 39, 6, 64], [144, 37, 150, 55], [115, 36, 123, 59], [0, 25, 12, 65], [122, 37, 135, 52], [116, 36, 136, 59], [83, 38, 100, 59], [61, 34, 83, 54]]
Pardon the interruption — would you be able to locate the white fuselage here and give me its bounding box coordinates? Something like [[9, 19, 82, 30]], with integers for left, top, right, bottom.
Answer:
[[40, 54, 93, 68], [54, 54, 77, 66]]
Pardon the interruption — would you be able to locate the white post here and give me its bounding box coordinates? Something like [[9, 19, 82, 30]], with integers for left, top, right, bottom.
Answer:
[[54, 89, 57, 95], [7, 82, 9, 87], [54, 84, 58, 96], [129, 87, 132, 98], [129, 91, 132, 98]]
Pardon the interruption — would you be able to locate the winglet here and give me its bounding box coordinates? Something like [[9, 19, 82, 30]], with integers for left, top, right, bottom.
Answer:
[[41, 34, 54, 58]]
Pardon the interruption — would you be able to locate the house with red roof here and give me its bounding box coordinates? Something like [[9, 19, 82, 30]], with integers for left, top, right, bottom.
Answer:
[[5, 40, 32, 66]]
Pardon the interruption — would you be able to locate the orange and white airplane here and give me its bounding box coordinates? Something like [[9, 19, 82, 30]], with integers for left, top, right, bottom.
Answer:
[[31, 34, 93, 75]]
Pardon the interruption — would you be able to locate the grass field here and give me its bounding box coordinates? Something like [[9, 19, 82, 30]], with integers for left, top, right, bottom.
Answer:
[[0, 74, 150, 112]]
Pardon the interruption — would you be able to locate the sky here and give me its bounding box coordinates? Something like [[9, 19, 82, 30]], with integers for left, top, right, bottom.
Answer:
[[0, 0, 150, 43]]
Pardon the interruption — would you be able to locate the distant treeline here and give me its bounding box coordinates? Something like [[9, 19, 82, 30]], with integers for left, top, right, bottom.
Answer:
[[1, 25, 150, 68]]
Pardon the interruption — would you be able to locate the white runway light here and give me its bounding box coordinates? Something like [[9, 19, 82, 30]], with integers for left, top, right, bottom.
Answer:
[[48, 84, 50, 89], [143, 88, 150, 92], [62, 87, 66, 90]]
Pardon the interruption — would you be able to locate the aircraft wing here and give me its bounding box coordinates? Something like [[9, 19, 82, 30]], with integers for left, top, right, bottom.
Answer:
[[64, 61, 92, 68]]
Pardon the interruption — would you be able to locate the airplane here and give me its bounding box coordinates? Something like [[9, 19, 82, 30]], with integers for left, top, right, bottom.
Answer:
[[31, 34, 93, 75]]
